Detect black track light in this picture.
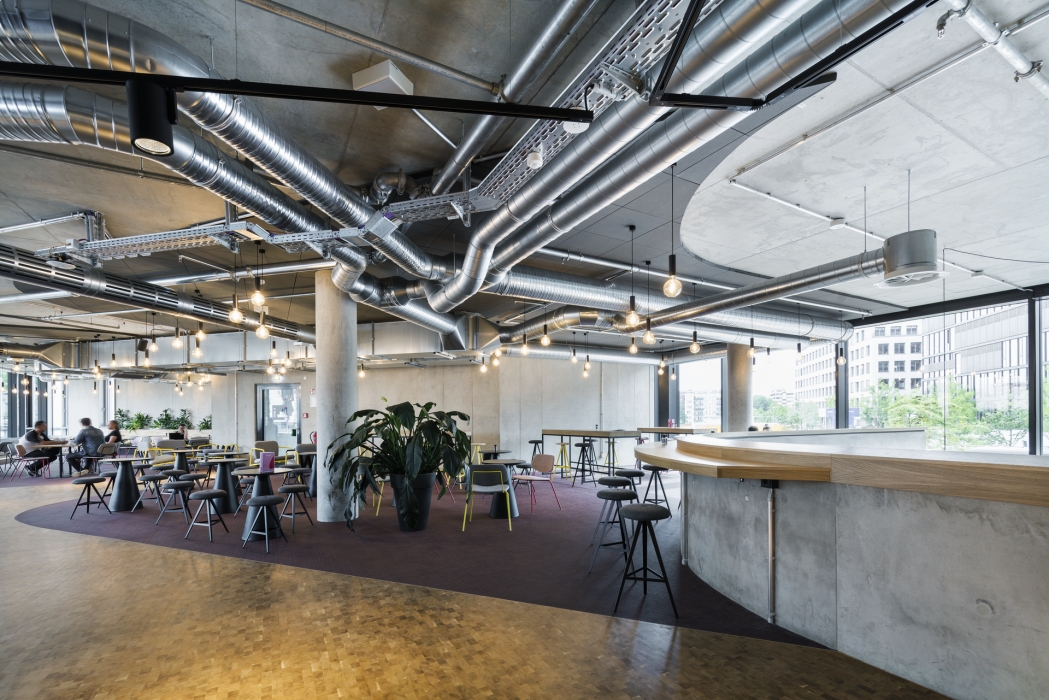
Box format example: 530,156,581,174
125,79,177,156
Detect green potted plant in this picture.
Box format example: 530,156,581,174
327,400,471,532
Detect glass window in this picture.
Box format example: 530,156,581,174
878,344,889,355
890,326,902,336
256,384,301,442
894,343,905,354
678,358,721,429
874,327,886,337
756,342,834,429
878,361,889,373
851,303,1028,452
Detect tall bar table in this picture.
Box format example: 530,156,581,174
99,457,141,511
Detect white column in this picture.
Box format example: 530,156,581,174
724,343,753,432
315,271,358,522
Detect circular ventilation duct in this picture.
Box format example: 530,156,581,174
877,229,946,288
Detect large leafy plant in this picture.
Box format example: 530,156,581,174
327,400,471,530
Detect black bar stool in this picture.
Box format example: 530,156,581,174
278,484,314,532
571,439,597,486
133,473,166,509
614,503,678,617
590,476,633,544
243,495,288,553
642,464,671,515
156,480,194,525
528,439,543,458
70,476,111,519
589,487,638,573
185,489,229,541
615,468,645,490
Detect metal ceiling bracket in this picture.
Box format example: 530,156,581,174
1015,60,1043,82
448,200,470,227
601,62,647,99
936,0,972,38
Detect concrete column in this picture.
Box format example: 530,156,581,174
724,343,753,432
315,271,358,522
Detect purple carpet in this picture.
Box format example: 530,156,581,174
14,473,818,647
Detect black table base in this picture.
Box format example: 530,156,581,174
211,463,243,514
107,463,141,511
241,473,282,541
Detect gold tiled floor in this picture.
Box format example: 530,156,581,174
0,485,944,699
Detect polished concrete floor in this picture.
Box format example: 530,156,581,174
0,483,945,699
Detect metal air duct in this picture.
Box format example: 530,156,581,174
426,0,811,311
0,243,314,342
0,82,322,232
430,0,601,194
500,343,664,366
489,0,922,276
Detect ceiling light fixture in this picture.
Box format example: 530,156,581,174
629,336,638,354
270,340,278,358
751,357,757,372
626,225,640,326
195,322,206,342
143,348,151,367
92,381,97,394
521,333,529,356
358,364,365,378
540,324,551,346
663,163,682,298
256,310,270,339
229,293,244,323
126,78,176,156
492,355,500,367
479,356,488,373
642,318,656,345
110,352,117,367
689,330,699,354
837,346,847,366
266,362,276,375
571,347,578,363
193,338,203,359
796,342,803,363
747,337,756,358
172,319,183,349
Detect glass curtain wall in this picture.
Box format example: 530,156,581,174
761,342,836,430
677,358,722,429
850,303,1029,451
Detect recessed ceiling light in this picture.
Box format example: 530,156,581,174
45,258,76,270
829,217,846,230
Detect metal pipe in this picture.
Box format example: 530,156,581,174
941,0,1049,99
429,0,601,194
0,242,313,343
0,82,323,233
237,0,500,95
411,110,458,149
500,343,664,365
487,264,854,341
768,485,776,624
370,170,423,205
426,0,811,311
0,143,189,186
488,0,919,291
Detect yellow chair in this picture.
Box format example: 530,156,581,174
462,467,512,532
251,440,287,466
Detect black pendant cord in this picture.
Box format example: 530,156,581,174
670,163,675,257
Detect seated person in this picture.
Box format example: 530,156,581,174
18,420,64,476
176,424,190,441
105,420,123,444
67,418,107,476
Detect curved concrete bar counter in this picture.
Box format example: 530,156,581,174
636,430,1049,700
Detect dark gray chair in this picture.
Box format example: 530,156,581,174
185,489,229,542
243,495,288,553
614,503,677,617
70,476,111,518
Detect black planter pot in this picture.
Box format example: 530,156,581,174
389,472,437,532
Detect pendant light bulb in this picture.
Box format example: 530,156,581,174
172,331,184,349
689,330,700,354
279,365,286,375
629,337,638,354
584,356,591,371
284,351,291,367
752,357,757,372
837,347,847,366
625,295,640,327
796,342,804,363
521,334,529,356
658,356,666,369
193,340,203,359
63,377,69,386
143,349,151,368
195,322,206,342
494,348,502,358
228,294,244,323
540,324,551,346
570,348,578,363
266,363,275,375
92,381,97,394
255,310,270,339
358,365,365,378
250,276,265,306
270,340,278,357
110,352,117,367
663,255,682,298
480,357,488,373
582,369,589,379
642,318,656,345
747,338,757,358
492,356,500,367
149,337,159,352
658,367,664,376
671,367,677,381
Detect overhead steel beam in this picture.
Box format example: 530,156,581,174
0,62,594,123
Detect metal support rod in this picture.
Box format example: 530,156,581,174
680,472,689,566
237,0,500,95
836,340,849,429
0,212,87,235
1028,297,1042,455
768,486,776,624
412,110,458,149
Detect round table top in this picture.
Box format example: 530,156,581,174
170,449,198,453
201,457,251,463
482,458,525,466
233,466,292,476
99,457,142,463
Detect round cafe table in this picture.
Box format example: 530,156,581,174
170,449,197,473
198,456,249,514
233,466,292,540
99,457,142,511
479,459,523,518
